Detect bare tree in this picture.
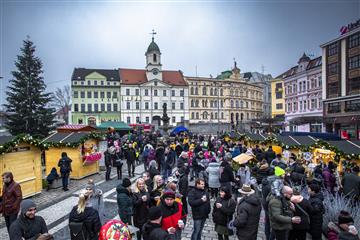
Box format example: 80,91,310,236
52,85,71,124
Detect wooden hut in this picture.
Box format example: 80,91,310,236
43,132,101,179
0,135,42,198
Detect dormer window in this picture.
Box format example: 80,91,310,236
153,54,157,62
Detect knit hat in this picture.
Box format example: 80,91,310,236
122,178,131,188
162,189,175,199
20,199,36,214
275,166,286,177
148,206,162,220
338,211,354,225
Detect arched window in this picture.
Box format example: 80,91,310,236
191,100,194,107
236,100,239,108
202,87,207,95
235,90,239,96
153,54,157,62
246,101,249,108
231,100,234,108
215,112,218,119
195,87,198,95
190,87,194,95
221,112,224,119
220,89,223,96
230,89,234,96
203,111,208,119
214,88,218,96
240,100,244,108
196,112,199,119
196,100,199,107
210,88,213,96
191,112,195,119
210,113,213,119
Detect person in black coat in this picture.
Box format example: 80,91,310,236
233,185,262,240
188,178,211,240
265,146,276,164
46,167,59,189
133,178,150,240
308,184,324,240
57,152,72,191
212,186,236,240
176,167,189,215
142,207,172,240
125,143,137,177
219,158,235,192
69,191,101,240
9,199,48,240
289,189,313,240
290,165,306,187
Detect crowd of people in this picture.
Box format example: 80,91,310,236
1,128,359,240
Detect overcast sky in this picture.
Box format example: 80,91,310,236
0,0,359,105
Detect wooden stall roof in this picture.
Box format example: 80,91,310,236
43,133,70,143
42,132,92,144
247,134,266,141
291,136,316,146
277,136,299,147
57,124,96,133
97,121,132,131
62,132,89,143
327,141,360,155
0,136,16,145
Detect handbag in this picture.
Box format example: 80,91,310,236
295,202,310,224
69,221,86,240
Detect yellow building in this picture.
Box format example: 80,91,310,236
271,78,285,118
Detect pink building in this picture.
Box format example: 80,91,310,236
279,53,323,132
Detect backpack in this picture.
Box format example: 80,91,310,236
69,221,87,240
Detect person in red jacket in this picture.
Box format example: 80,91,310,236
159,190,186,240
0,171,22,233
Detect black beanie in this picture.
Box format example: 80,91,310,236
338,211,354,225
148,206,162,221
122,178,131,188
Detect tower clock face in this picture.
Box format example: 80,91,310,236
152,68,159,75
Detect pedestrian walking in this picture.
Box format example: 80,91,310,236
0,171,22,233
308,184,325,240
57,152,72,191
125,144,136,177
206,160,221,199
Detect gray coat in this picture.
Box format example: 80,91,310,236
206,162,221,188
88,189,105,224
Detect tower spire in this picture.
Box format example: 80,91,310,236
150,29,157,41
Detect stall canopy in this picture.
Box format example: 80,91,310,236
57,124,96,133
43,132,89,144
277,136,298,147
171,126,188,136
291,136,316,146
247,133,266,141
97,121,132,131
327,141,360,155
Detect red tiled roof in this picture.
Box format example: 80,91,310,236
57,124,95,130
119,68,187,86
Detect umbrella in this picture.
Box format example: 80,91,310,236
233,153,254,164
170,126,188,136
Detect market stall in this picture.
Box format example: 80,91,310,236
43,132,102,179
0,135,43,198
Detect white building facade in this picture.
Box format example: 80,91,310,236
119,37,189,126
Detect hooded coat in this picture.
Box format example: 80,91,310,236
69,205,101,240
233,194,262,240
206,162,221,188
142,222,171,240
0,172,22,216
219,161,235,184
116,184,133,220
9,200,48,240
290,195,312,230
212,190,236,226
309,192,325,239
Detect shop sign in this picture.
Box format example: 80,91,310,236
340,19,360,35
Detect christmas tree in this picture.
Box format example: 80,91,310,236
5,37,55,138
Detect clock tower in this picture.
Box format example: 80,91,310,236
145,30,162,81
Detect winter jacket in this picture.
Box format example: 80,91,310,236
212,197,236,226
268,195,293,231
142,222,171,240
46,168,59,184
328,222,360,240
261,175,278,210
0,176,22,216
9,214,48,240
188,187,211,220
253,164,269,184
206,162,221,188
58,156,72,173
177,173,189,198
219,161,235,184
309,192,324,238
290,195,312,230
133,190,150,228
322,168,336,192
176,156,187,169
342,172,360,200
265,150,276,164
116,184,133,219
150,184,165,206
69,206,101,240
159,199,186,230
88,190,105,224
233,194,262,240
125,148,137,163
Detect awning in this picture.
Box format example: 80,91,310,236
97,121,132,131
327,141,360,155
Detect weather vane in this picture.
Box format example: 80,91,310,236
150,29,157,41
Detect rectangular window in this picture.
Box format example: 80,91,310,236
349,32,360,49
293,102,297,111
127,117,131,124
304,100,307,110
180,89,184,97
73,91,78,98
154,89,158,96
94,104,98,112
74,104,78,112
345,99,360,112
136,102,140,110
276,91,282,99
275,83,282,89
145,102,149,109
94,80,97,86
349,77,360,92
113,104,118,112
328,82,339,95
136,117,140,123
300,101,303,111
113,91,118,98
328,62,339,75
101,104,105,112
154,102,158,110
172,90,175,97
276,103,283,109
146,117,149,123
328,102,341,113
80,91,85,98
180,102,184,110
163,90,167,96
181,116,184,122
100,91,105,98
81,104,85,112
311,99,316,109
94,91,98,98
172,116,176,123
126,89,130,96
135,89,140,96
145,89,149,96
87,91,92,98
107,92,111,98
126,102,130,110
172,102,175,110
328,42,338,56
101,81,104,86
87,104,92,112
107,104,111,112
349,55,360,70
